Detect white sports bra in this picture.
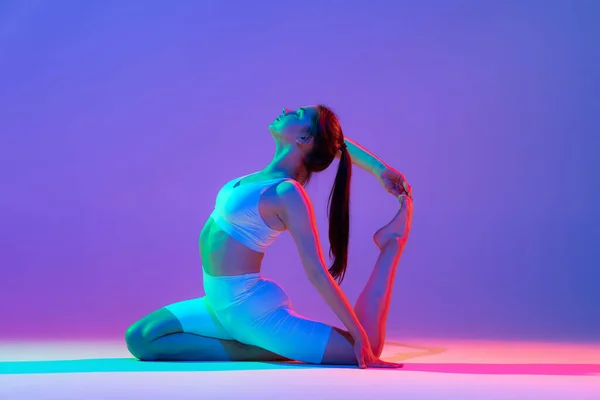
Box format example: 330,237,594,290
209,173,290,252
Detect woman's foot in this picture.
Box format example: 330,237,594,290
373,195,413,250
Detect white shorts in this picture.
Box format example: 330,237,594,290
164,268,332,364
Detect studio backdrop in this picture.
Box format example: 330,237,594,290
1,0,598,342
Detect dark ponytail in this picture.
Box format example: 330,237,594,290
327,146,352,284
302,105,353,285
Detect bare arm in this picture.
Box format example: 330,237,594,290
337,137,412,198
335,137,387,177
275,180,367,340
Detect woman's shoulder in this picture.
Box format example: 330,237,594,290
272,179,311,209
274,178,303,194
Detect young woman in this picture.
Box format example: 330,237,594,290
125,105,414,369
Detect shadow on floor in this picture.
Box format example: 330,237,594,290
0,358,317,374
401,363,600,376
384,340,447,361
1,341,597,376
1,358,597,376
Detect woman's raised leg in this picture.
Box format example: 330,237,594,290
320,195,413,364
354,195,413,356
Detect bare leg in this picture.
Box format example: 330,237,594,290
354,195,413,357
126,308,289,362
150,333,288,361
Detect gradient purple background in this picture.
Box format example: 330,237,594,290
1,0,598,342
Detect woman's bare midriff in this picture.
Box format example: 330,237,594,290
199,216,265,276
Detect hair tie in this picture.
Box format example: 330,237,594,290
340,142,347,150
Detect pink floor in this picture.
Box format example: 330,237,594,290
1,337,599,399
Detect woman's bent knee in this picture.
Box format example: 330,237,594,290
125,308,181,361
125,322,156,361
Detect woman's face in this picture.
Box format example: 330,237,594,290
269,106,318,140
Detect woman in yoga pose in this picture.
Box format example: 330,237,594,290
125,105,413,369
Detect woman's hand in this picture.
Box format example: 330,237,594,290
376,164,413,199
353,334,403,369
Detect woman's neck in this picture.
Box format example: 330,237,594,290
262,145,306,182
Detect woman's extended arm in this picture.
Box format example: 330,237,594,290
338,137,412,198
276,180,367,341
336,137,387,177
